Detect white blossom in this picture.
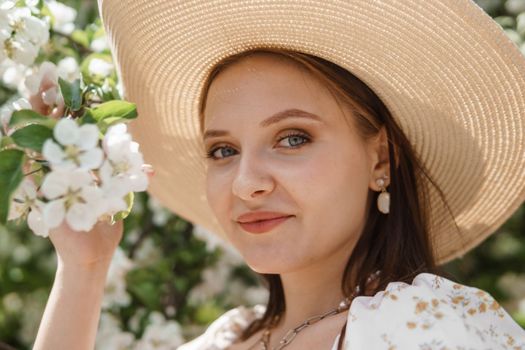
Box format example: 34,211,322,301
187,257,232,305
8,178,37,221
56,56,80,82
2,292,23,313
42,118,103,170
7,177,50,237
224,279,268,307
133,237,161,267
147,197,171,226
129,308,147,333
96,312,136,350
520,298,525,315
505,0,525,15
9,36,40,66
90,35,109,52
88,57,114,77
0,97,31,126
0,5,14,49
12,245,31,264
46,0,76,35
14,14,49,47
0,11,12,60
116,80,124,98
3,7,50,66
100,123,148,197
0,1,15,11
40,168,104,232
101,77,112,93
193,224,238,255
102,246,134,309
24,60,65,107
497,272,525,300
0,59,30,95
134,312,184,350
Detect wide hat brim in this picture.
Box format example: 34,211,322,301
97,0,525,265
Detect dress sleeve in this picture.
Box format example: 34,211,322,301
177,304,265,350
343,272,525,350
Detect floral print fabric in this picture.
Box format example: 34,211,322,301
177,273,525,350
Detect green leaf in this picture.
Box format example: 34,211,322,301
0,136,14,149
126,270,161,310
195,301,224,324
58,77,82,111
0,149,25,224
90,100,137,122
86,101,137,133
113,192,134,222
78,111,97,125
9,109,56,129
11,124,54,153
71,29,90,48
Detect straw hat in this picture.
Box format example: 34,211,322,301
96,0,525,265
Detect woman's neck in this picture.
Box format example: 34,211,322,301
277,240,354,333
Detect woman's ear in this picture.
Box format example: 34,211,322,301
367,126,395,190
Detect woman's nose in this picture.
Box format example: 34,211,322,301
231,153,274,201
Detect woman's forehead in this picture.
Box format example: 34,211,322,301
204,56,340,125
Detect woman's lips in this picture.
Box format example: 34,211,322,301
238,215,293,234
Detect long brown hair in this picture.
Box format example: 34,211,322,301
197,47,455,348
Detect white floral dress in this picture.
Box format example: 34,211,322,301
177,272,525,349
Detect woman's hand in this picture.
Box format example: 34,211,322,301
33,217,124,350
48,217,124,271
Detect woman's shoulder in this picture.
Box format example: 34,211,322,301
177,303,266,350
344,271,525,349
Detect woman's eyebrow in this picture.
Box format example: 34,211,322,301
202,108,322,141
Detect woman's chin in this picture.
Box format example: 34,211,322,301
226,230,305,273
246,262,281,274
242,253,302,275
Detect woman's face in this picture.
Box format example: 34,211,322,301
202,54,385,274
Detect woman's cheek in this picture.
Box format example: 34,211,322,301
205,171,229,220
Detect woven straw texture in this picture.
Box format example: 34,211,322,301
97,0,525,265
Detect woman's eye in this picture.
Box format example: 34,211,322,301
277,132,311,148
205,146,237,160
205,131,311,161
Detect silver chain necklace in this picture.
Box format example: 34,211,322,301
255,269,381,350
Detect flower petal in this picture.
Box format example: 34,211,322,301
27,207,49,237
12,98,31,110
21,178,37,199
42,139,65,164
103,196,127,215
81,185,103,203
103,124,130,154
42,87,58,106
54,118,79,145
67,169,94,190
43,199,65,229
78,147,103,170
76,124,100,150
99,159,113,183
8,201,26,221
41,169,68,199
129,141,139,153
66,203,97,232
101,176,129,198
129,172,148,192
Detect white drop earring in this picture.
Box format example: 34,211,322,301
376,174,390,214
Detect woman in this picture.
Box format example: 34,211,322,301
33,0,525,349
